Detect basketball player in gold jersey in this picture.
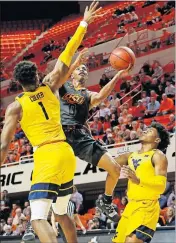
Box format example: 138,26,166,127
112,122,170,243
0,2,103,243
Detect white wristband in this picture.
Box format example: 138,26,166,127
80,21,88,28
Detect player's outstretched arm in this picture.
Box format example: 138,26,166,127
89,66,131,109
114,153,131,167
43,1,102,92
0,101,21,165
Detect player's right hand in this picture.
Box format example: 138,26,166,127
74,48,89,67
83,1,103,24
115,64,133,79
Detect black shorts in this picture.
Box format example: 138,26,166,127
63,127,107,166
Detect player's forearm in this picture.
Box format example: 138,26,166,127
139,175,166,195
59,21,88,67
95,74,119,104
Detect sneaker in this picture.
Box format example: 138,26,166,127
22,221,35,241
96,199,120,223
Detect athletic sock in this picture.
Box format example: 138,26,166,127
103,194,112,204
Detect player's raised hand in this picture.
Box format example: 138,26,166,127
83,1,103,24
114,64,133,80
74,48,89,67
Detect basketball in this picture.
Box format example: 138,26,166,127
109,46,136,70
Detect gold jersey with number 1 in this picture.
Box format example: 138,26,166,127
16,83,65,147
16,84,76,201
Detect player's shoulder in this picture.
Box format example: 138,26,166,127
152,149,167,162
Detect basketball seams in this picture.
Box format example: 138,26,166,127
111,52,130,64
117,47,133,64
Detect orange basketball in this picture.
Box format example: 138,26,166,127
109,46,135,70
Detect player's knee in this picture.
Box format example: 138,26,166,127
109,162,120,178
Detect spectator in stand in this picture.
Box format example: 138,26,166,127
123,129,131,141
113,196,128,215
152,8,161,22
155,3,163,15
150,78,159,94
130,131,138,141
141,91,150,107
150,90,158,101
98,103,111,118
26,145,33,156
120,109,129,123
102,115,111,131
90,217,105,230
120,79,131,94
1,190,10,207
7,154,16,164
99,74,110,89
131,121,138,131
161,2,173,15
3,225,13,236
131,40,141,56
126,114,133,130
11,203,20,218
145,97,160,118
131,11,138,21
70,186,83,213
110,113,118,128
133,100,146,119
20,145,27,157
140,62,154,76
117,25,127,34
90,117,103,136
3,217,13,229
157,94,174,115
12,208,26,226
23,201,30,216
94,207,106,226
165,207,175,226
152,60,163,78
160,28,172,46
146,12,155,25
112,8,123,18
166,114,175,133
140,72,153,95
114,131,124,144
138,120,147,131
102,128,112,143
0,198,10,222
165,81,175,98
109,91,120,108
167,185,175,208
13,224,24,236
137,128,143,137
158,84,165,101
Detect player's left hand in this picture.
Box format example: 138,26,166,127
121,165,140,184
74,48,89,67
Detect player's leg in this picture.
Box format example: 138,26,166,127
52,141,77,243
69,130,120,222
30,199,57,243
98,152,120,197
52,194,78,243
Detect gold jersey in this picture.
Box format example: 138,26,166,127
16,84,65,147
127,150,160,200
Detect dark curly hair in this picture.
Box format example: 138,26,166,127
13,61,38,87
150,122,170,153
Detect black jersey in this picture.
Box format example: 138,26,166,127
59,81,91,125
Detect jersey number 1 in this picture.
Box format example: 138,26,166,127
38,102,49,120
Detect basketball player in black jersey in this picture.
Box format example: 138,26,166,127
59,58,131,222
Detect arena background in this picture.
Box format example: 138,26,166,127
0,0,175,242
